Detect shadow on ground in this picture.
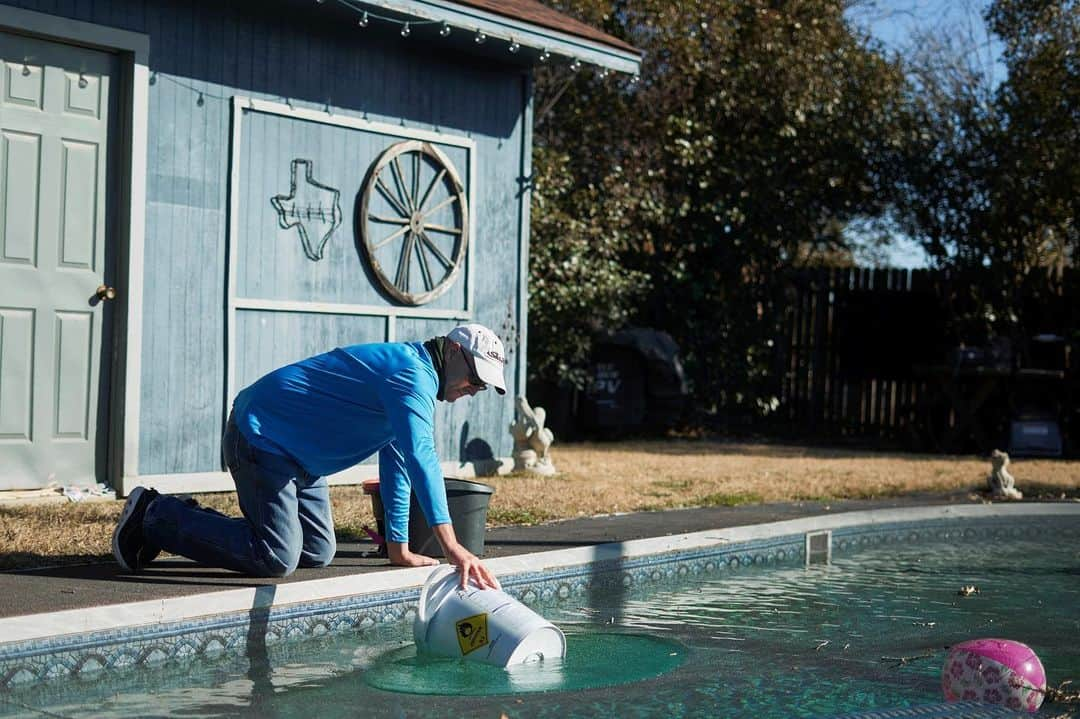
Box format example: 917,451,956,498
565,438,997,462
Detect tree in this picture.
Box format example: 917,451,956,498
528,146,650,389
988,0,1079,274
891,0,1078,344
529,1,910,418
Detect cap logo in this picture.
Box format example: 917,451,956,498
486,350,506,365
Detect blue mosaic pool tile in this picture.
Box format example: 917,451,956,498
829,517,1079,556
0,590,420,687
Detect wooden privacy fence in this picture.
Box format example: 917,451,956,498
774,268,932,445
770,267,1077,452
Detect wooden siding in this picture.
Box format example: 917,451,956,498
4,0,529,476
233,312,387,392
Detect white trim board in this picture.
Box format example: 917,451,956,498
1,503,1075,644
0,6,150,500
136,458,514,495
513,72,532,393
234,297,472,320
224,96,478,437
237,97,477,149
0,6,149,55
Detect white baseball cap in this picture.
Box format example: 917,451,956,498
447,324,507,395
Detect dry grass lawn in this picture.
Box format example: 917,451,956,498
2,440,1078,570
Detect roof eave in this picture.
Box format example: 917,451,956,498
361,0,642,75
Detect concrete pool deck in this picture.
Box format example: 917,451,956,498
0,491,1023,620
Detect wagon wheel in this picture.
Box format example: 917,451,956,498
358,141,468,305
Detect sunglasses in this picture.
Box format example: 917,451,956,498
462,352,487,390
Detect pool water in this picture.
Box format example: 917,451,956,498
2,523,1078,718
364,633,685,695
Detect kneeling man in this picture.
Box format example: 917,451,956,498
113,324,505,589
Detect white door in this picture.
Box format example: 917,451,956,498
0,31,119,489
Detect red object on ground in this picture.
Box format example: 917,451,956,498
360,479,386,547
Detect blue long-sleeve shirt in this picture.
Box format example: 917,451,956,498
231,341,449,542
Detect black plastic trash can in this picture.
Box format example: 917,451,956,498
363,478,495,557
581,328,688,437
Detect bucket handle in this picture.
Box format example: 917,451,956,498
416,564,458,625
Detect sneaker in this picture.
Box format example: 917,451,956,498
112,487,160,572
136,537,162,568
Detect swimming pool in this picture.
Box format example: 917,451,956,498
1,509,1077,718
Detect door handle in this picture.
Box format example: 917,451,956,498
95,285,117,301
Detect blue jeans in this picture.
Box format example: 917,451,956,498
143,416,336,576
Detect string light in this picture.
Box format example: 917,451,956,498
317,0,639,83
147,72,229,106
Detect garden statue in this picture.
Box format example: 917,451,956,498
509,396,557,475
988,449,1022,499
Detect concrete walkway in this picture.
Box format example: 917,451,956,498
0,493,981,620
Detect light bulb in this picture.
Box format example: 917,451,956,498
439,22,451,37
401,22,410,37
358,11,369,27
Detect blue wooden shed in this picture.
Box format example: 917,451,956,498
0,1,640,495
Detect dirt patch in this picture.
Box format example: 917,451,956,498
2,440,1077,570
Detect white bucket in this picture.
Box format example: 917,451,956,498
413,565,566,668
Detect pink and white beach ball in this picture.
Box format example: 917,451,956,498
942,638,1046,712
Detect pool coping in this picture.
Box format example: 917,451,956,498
2,502,1076,649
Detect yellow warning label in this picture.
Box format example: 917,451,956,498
455,613,489,655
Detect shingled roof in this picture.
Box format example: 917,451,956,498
449,0,639,55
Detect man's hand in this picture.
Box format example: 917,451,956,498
432,523,501,590
386,541,439,568
444,543,501,590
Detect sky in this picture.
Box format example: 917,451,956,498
847,0,997,62
843,0,1002,268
